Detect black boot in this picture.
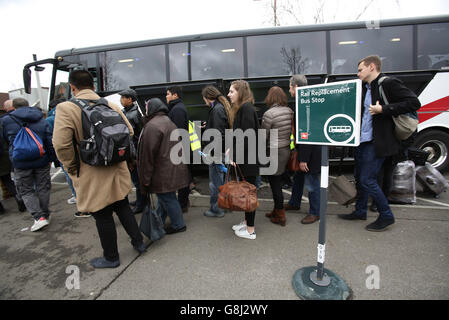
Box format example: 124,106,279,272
0,201,5,214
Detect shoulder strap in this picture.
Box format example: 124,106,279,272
8,114,24,127
377,76,389,105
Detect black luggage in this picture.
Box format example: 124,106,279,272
388,160,416,204
415,163,449,197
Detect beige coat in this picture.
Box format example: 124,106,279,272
52,89,134,213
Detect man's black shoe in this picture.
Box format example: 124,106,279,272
366,217,395,232
133,242,147,254
90,257,120,269
132,207,144,215
338,212,367,220
164,225,187,235
0,202,5,214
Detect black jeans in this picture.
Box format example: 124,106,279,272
91,197,143,262
244,176,257,227
177,164,192,208
268,175,284,209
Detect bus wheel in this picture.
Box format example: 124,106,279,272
413,130,449,172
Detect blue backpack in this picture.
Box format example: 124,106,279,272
10,115,46,161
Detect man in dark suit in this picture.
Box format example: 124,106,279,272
338,55,421,232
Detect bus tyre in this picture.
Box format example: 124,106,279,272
413,130,449,172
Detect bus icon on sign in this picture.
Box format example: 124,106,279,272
328,125,352,133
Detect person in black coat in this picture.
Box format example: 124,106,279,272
166,86,191,212
227,80,259,240
338,55,421,232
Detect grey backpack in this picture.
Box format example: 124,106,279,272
71,98,136,167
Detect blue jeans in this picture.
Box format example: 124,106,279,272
156,192,185,230
209,164,225,214
131,167,148,209
355,142,394,219
304,173,320,216
60,163,76,198
289,171,320,216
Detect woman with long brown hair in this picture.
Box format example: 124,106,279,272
227,80,259,240
262,86,293,226
201,85,231,218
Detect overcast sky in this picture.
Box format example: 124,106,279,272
1,0,448,93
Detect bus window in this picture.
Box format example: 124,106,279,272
191,37,243,80
53,69,69,101
247,31,327,77
330,26,413,73
418,22,449,70
100,45,166,91
169,42,189,82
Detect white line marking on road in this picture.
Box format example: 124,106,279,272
415,197,449,207
50,168,62,181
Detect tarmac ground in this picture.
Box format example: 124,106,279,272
0,166,448,301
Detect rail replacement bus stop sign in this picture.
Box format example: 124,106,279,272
292,79,361,300
295,79,362,146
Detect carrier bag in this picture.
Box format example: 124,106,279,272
329,175,357,206
415,162,449,197
71,98,136,166
10,115,46,162
139,194,165,242
388,160,416,204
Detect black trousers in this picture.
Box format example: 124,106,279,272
91,197,143,262
177,164,192,208
268,175,284,209
244,176,257,227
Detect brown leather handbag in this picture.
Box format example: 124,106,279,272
288,119,301,172
218,164,259,212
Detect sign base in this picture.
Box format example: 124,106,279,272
292,266,352,300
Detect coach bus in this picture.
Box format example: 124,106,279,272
23,14,449,171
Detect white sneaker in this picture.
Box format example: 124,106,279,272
235,227,256,240
31,217,49,232
67,196,77,205
232,221,246,231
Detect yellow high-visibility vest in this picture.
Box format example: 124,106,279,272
189,121,201,151
290,133,295,150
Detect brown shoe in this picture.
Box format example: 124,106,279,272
301,214,319,224
270,209,286,226
284,204,300,211
265,208,275,218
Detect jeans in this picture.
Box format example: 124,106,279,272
288,171,305,208
304,173,320,216
60,163,76,198
14,165,51,220
209,164,225,214
157,192,186,230
355,142,394,219
130,167,148,209
91,197,143,262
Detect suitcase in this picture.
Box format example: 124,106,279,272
388,160,416,204
329,175,357,206
415,162,449,197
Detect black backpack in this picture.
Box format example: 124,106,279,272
71,98,136,167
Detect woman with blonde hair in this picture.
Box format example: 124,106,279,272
227,80,260,240
202,85,231,218
261,86,293,226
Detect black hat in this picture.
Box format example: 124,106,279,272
118,89,137,101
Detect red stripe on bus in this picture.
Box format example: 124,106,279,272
417,95,449,123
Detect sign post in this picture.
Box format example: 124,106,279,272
292,79,361,300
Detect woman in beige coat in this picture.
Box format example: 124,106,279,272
261,86,294,226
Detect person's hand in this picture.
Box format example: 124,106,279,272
369,101,383,115
200,121,206,129
299,162,309,172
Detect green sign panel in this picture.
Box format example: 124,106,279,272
296,79,362,146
